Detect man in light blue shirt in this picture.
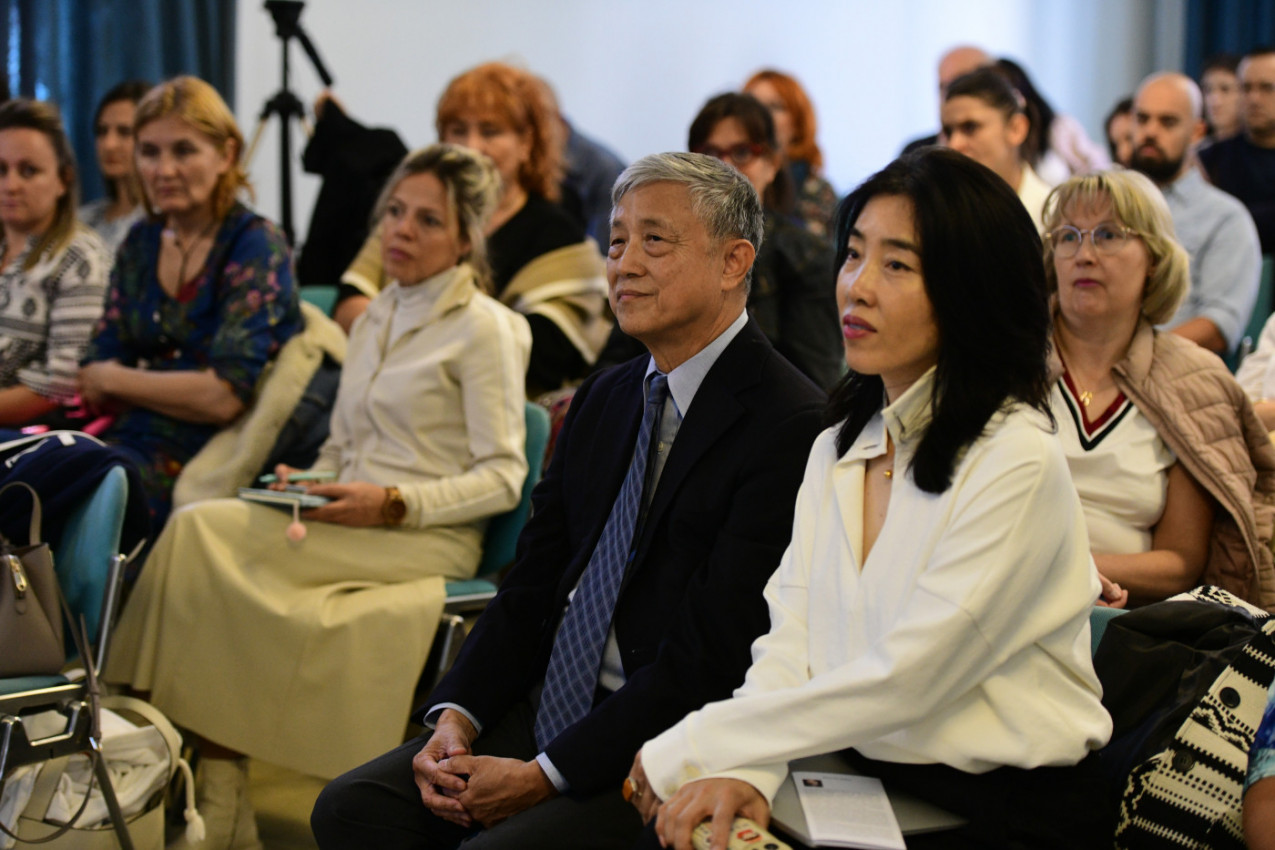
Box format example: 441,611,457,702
312,153,826,850
1131,72,1261,355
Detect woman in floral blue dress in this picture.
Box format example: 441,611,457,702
80,76,300,529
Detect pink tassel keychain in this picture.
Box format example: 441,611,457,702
287,500,307,542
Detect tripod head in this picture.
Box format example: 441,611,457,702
264,0,304,40
263,0,334,87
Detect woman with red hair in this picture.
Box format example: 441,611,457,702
744,69,839,239
337,62,610,397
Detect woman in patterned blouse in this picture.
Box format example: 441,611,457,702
0,98,110,425
80,76,301,528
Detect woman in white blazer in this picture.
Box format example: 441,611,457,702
624,149,1113,850
105,144,531,850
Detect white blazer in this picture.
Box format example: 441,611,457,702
312,263,531,529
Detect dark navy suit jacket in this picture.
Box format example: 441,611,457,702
423,319,826,794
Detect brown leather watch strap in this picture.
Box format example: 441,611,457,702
381,486,407,526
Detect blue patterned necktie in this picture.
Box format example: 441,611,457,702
534,372,669,750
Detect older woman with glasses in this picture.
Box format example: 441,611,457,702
1044,168,1275,609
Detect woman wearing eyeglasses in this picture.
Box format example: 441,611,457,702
1045,168,1275,609
687,92,841,389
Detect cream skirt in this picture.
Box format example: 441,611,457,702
105,498,480,779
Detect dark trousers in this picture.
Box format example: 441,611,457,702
631,750,1112,850
311,698,643,850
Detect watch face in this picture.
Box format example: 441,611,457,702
384,489,407,523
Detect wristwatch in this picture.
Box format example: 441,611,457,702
381,486,407,527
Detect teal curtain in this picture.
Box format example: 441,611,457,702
0,0,235,203
1184,0,1275,78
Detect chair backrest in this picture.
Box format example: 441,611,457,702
55,465,128,656
300,285,340,316
1089,605,1128,657
1230,254,1274,370
477,403,551,578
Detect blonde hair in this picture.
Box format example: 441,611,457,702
1042,169,1189,324
134,76,250,220
0,99,78,269
371,144,502,291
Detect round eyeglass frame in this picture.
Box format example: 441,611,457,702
1047,223,1142,259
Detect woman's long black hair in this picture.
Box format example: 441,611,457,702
825,147,1052,494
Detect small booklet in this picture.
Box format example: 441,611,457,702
791,772,906,850
237,487,331,510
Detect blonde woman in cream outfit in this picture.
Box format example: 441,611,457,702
106,144,531,850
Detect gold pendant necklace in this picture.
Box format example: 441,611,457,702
1056,344,1096,407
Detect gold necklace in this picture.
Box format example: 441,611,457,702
1056,344,1097,407
1074,382,1094,408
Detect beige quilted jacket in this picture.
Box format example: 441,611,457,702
1112,320,1275,611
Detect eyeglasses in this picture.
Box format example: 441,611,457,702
693,143,767,167
1047,223,1140,259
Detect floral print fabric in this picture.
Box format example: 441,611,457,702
84,203,301,527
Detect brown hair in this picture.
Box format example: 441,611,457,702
134,75,250,220
0,98,78,269
434,62,562,201
93,79,150,203
744,69,823,171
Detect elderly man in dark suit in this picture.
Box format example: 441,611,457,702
311,152,827,850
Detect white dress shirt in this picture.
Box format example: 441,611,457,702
642,369,1112,802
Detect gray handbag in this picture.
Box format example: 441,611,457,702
0,480,65,676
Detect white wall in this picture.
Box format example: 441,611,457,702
235,0,1176,248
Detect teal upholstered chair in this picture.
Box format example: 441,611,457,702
0,466,139,847
1090,604,1128,656
422,403,552,691
299,284,340,317
1230,254,1274,371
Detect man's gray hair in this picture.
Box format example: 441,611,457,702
611,152,765,263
